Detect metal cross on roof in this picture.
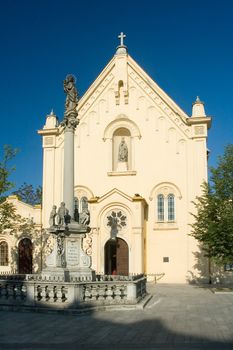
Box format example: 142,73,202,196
118,32,126,46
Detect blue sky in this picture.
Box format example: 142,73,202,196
0,0,232,190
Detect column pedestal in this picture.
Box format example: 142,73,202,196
42,222,95,282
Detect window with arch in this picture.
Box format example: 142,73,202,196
113,127,131,171
157,194,164,221
156,193,176,222
168,194,175,221
151,183,181,228
0,241,9,266
81,196,88,211
74,196,88,213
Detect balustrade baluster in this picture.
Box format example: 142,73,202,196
106,285,113,301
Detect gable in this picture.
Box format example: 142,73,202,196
77,52,191,140
95,188,133,204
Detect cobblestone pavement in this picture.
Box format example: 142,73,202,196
0,284,233,350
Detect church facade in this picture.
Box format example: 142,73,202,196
38,37,211,283
0,35,212,283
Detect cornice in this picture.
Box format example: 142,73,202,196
187,116,212,129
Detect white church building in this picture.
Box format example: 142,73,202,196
1,34,212,283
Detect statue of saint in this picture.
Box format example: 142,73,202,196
80,209,90,226
49,205,57,227
64,209,71,225
63,75,79,114
118,137,128,162
57,202,66,226
74,207,79,223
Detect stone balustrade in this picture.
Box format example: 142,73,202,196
0,274,146,309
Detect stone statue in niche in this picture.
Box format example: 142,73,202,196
63,74,79,114
118,137,128,162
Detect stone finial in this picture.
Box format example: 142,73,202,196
43,109,58,129
191,96,206,117
116,32,128,55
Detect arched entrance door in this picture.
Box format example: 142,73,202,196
18,238,32,274
104,238,129,276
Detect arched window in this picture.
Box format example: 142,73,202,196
156,193,176,222
157,194,165,222
113,127,131,171
0,241,9,266
151,183,181,226
168,194,175,221
81,196,88,212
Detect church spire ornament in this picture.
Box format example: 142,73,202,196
116,32,128,55
191,95,206,117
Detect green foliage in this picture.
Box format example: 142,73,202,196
0,201,34,234
191,144,233,265
13,183,42,206
0,145,18,202
211,144,233,200
0,145,35,235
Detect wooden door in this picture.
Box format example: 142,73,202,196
18,238,32,274
104,239,116,275
104,238,129,276
116,238,128,276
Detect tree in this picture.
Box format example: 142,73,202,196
0,145,18,202
0,201,34,235
0,145,35,235
191,144,233,266
13,183,42,205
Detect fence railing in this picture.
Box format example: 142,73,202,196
0,273,147,309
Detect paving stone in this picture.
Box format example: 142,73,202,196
0,284,233,349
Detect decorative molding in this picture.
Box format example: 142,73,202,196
107,170,137,177
78,73,114,117
153,222,179,231
128,67,191,139
149,182,182,201
83,231,93,256
74,186,94,199
103,116,141,141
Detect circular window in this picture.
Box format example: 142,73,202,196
105,209,128,233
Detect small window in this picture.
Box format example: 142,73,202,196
156,193,176,223
0,241,8,266
81,196,88,212
157,194,164,221
168,194,175,221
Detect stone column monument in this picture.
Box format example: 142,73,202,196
62,75,79,217
42,75,95,282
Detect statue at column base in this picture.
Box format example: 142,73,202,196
43,202,94,282
48,202,90,233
